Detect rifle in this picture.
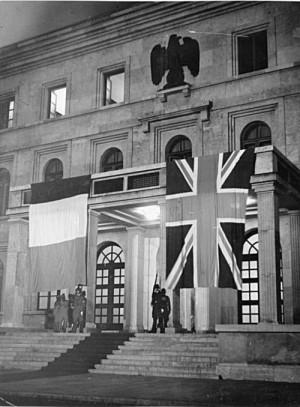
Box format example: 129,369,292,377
152,273,158,293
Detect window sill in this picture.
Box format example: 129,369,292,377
99,101,126,110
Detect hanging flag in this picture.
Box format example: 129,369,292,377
165,149,255,291
29,175,91,292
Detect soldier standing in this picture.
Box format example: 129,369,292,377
71,289,87,333
158,288,171,333
53,294,62,332
149,284,161,333
60,293,69,332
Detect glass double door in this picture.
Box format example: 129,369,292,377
95,243,125,330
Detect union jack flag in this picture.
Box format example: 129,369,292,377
165,149,255,290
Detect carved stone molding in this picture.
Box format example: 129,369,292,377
91,132,128,174
228,103,278,151
33,143,69,183
156,84,191,103
0,154,14,165
140,103,213,134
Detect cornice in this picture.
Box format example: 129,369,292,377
0,1,258,78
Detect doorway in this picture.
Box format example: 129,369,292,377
95,242,125,330
239,230,284,324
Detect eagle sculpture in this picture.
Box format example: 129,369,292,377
150,34,200,89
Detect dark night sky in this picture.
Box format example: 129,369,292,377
0,1,138,48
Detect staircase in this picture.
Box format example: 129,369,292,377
0,330,89,370
41,331,134,375
89,333,219,379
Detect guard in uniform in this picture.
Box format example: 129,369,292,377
158,288,171,333
149,284,161,333
71,289,87,333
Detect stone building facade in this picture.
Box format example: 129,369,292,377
0,1,300,335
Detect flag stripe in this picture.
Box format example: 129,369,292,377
218,224,242,289
175,158,197,193
166,223,195,290
30,237,86,292
29,194,88,247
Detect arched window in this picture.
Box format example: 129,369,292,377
44,159,63,182
166,136,192,162
95,242,125,330
101,148,123,172
0,260,3,311
239,230,284,324
0,168,10,216
241,121,271,149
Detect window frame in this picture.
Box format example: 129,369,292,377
44,158,64,182
0,92,15,130
100,148,124,172
41,78,70,121
238,30,268,75
165,135,192,162
97,61,129,108
241,121,272,149
232,21,275,77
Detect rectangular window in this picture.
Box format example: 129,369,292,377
97,62,128,108
48,86,66,118
238,30,268,74
104,70,124,106
0,97,14,129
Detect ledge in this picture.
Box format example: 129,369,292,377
216,324,300,333
156,84,191,103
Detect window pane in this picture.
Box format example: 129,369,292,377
238,31,267,74
0,98,14,129
105,71,124,105
242,305,250,314
242,315,250,323
251,305,259,314
250,282,258,291
49,86,66,118
39,297,48,309
242,269,249,279
250,292,258,301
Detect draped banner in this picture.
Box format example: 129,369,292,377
165,149,255,291
29,175,91,292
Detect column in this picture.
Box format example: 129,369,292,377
158,201,166,285
252,181,281,324
2,217,29,327
180,288,194,330
289,210,300,323
125,227,145,332
85,209,98,329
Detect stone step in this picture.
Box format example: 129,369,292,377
0,331,93,371
13,354,58,362
0,345,75,352
119,343,219,351
2,360,49,370
131,334,218,342
107,353,218,363
101,358,217,368
114,348,218,356
40,332,134,375
134,332,218,340
90,365,218,379
4,332,90,337
0,337,86,344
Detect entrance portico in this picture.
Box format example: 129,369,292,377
2,147,300,332
251,146,300,326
